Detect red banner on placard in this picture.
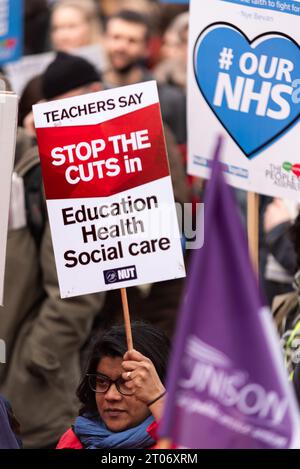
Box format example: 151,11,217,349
36,104,170,200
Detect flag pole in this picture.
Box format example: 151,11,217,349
247,191,259,275
120,288,133,350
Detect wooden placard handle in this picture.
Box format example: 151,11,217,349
120,288,133,351
247,191,259,275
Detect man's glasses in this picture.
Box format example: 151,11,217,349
87,373,134,396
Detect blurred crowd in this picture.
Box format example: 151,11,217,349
1,0,300,450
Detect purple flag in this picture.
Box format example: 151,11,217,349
160,138,300,449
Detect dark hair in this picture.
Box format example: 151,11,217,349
24,0,50,55
105,9,151,42
42,52,101,100
18,75,43,126
290,213,300,270
77,321,170,416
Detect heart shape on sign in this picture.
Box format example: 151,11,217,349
194,23,300,159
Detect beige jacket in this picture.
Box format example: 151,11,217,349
0,129,104,448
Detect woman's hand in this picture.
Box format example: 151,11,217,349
264,198,291,233
121,349,166,421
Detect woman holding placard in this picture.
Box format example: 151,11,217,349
57,322,169,449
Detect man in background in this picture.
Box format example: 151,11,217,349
103,9,187,146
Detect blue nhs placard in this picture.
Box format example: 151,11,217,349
0,0,23,65
160,1,189,4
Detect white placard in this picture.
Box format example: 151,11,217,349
4,44,107,96
188,0,300,200
0,92,18,304
33,81,185,298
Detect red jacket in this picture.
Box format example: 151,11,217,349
56,421,158,450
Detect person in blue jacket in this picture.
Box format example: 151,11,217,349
0,395,22,449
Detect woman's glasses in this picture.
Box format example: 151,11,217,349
87,373,134,396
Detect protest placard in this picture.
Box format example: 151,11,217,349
3,44,107,96
0,0,22,66
0,91,18,304
188,0,300,201
33,81,185,298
